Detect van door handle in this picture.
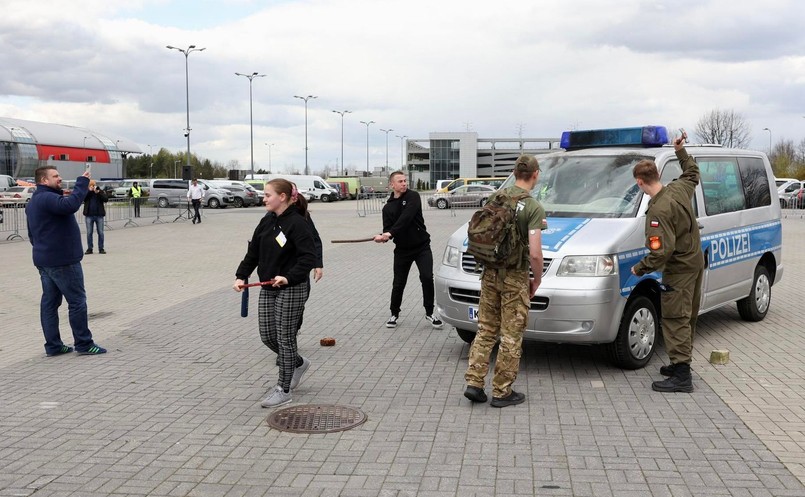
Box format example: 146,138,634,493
698,223,704,230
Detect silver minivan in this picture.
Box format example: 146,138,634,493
149,179,234,209
435,126,783,369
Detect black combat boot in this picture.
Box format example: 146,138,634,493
652,363,694,393
659,363,677,377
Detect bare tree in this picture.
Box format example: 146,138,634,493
694,109,751,148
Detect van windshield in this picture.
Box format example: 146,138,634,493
499,153,650,218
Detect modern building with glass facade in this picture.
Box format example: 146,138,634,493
404,132,560,187
0,117,141,180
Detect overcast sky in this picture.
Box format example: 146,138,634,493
2,0,803,174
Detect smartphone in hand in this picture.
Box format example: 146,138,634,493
84,163,92,174
678,128,688,143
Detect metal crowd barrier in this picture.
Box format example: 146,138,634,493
355,192,389,217
0,197,179,243
0,201,26,241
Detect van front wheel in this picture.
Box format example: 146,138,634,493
737,265,771,322
321,194,330,203
608,295,657,370
456,328,476,344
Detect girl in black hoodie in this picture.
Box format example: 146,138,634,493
234,179,316,408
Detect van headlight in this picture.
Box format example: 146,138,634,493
442,246,460,267
556,255,616,276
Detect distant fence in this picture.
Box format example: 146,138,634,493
355,191,488,217
0,198,205,242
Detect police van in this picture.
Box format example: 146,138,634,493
435,126,783,369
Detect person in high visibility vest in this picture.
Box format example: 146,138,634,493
130,181,143,218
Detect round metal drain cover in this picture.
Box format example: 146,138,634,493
267,404,367,433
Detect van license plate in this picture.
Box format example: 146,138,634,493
468,306,479,322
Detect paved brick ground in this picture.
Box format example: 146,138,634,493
1,201,804,496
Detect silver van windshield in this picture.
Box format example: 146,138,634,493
500,153,650,218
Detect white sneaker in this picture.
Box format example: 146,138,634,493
261,385,292,408
290,357,310,390
386,315,398,328
426,314,444,329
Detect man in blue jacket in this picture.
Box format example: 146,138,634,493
27,166,107,356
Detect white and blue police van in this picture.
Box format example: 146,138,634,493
435,126,783,369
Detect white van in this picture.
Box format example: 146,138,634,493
435,126,783,369
0,174,16,192
247,174,338,202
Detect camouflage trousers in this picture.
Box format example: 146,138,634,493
464,268,530,398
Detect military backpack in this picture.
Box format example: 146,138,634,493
466,189,530,269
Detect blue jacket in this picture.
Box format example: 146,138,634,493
27,176,89,267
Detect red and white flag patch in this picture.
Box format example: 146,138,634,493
650,219,659,228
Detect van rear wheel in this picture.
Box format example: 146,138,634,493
456,329,476,344
608,295,657,369
737,265,770,321
158,197,169,208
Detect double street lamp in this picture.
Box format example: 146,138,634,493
395,134,408,169
265,143,274,171
360,120,375,173
332,110,351,176
235,72,266,179
166,44,206,170
379,128,393,170
294,95,317,175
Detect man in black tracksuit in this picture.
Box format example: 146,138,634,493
374,171,443,330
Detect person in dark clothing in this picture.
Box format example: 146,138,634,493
373,171,443,329
631,131,704,393
83,180,108,254
27,166,107,356
233,179,317,408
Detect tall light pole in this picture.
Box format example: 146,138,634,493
166,44,206,169
265,143,274,172
148,144,153,178
763,127,772,154
332,110,351,176
360,120,374,173
395,134,407,169
293,95,317,175
235,72,266,180
379,128,393,170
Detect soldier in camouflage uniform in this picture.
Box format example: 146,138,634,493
631,132,704,393
464,155,546,408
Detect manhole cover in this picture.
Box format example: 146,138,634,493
267,404,367,433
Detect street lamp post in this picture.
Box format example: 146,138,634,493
235,72,265,180
148,144,153,178
332,110,351,176
265,143,274,172
166,44,206,170
395,135,407,169
359,120,375,173
763,127,772,154
379,128,393,171
174,160,181,178
293,95,317,175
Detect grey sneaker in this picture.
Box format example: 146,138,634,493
261,385,292,408
426,314,443,329
386,315,398,328
290,357,310,390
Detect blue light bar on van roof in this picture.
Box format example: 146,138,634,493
560,126,669,150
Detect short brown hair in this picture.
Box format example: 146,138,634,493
388,170,405,182
35,166,56,184
513,155,539,180
632,160,660,184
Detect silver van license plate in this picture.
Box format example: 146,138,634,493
468,306,479,321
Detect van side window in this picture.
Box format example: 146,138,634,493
738,157,771,208
699,158,745,215
314,181,324,189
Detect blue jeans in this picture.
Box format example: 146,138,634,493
85,216,104,250
37,263,95,354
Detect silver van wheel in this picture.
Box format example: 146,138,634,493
737,265,771,322
321,194,330,203
158,197,169,208
609,295,656,369
456,329,476,344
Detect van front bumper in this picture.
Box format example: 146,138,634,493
435,270,626,345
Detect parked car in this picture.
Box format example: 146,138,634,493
778,180,805,208
221,185,259,207
113,179,150,198
427,184,496,209
0,186,36,203
788,188,805,209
